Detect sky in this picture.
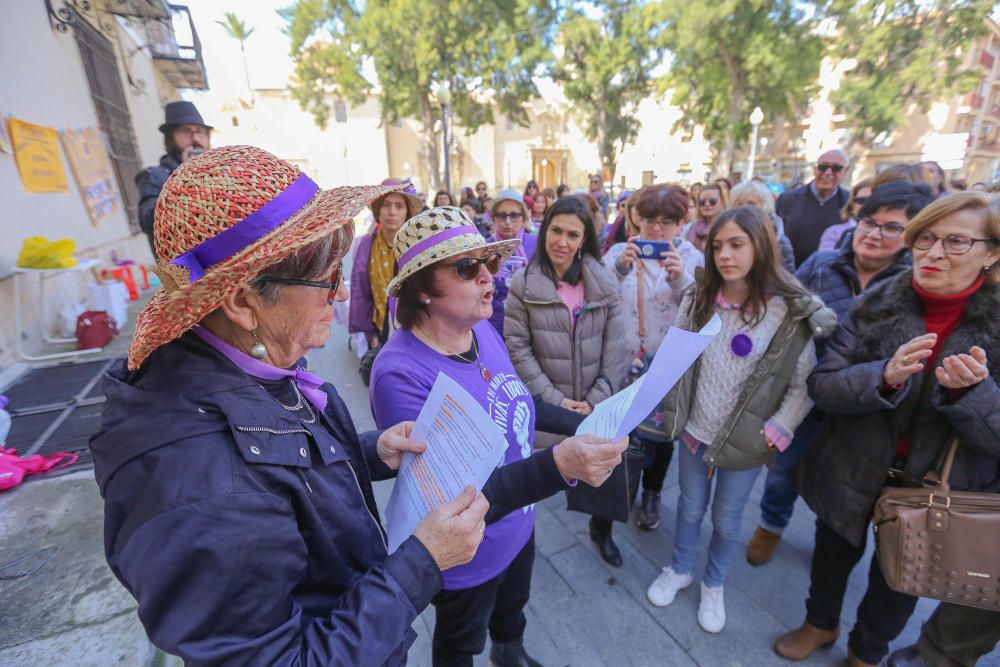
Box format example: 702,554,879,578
181,1,298,111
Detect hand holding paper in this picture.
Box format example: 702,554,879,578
576,315,722,440
385,372,508,553
552,434,630,487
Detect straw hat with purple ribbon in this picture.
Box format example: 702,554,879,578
386,206,521,297
127,144,405,370
371,178,425,221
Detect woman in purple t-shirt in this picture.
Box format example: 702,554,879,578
370,206,628,667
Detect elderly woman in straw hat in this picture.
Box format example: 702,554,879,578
369,206,629,667
90,146,491,666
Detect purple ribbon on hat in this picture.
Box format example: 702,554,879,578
192,326,329,412
398,225,480,269
170,173,319,283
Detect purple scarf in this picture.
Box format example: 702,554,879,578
193,326,329,412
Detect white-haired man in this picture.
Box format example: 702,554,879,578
776,148,851,265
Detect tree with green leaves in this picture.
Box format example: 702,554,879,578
659,0,823,177
216,12,256,101
828,0,993,150
281,0,555,191
551,1,666,182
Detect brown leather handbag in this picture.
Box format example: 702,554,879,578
873,439,1000,611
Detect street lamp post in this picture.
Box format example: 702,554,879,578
748,106,764,180
435,84,452,194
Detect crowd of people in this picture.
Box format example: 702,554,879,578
112,107,998,667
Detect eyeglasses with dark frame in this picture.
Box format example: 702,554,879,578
446,253,503,281
816,163,845,174
494,212,523,222
857,217,905,239
912,231,998,255
641,216,681,228
253,266,342,304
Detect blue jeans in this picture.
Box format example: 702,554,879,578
758,410,822,534
671,442,762,588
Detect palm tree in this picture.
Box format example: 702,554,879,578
216,12,255,101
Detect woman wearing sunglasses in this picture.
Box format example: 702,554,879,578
369,206,629,667
486,190,537,333
779,191,1000,666
817,178,873,252
505,196,629,565
684,184,727,253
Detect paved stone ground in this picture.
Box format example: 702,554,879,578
1,321,997,666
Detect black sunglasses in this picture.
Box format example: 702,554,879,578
447,253,502,280
253,267,342,304
699,198,719,207
494,212,523,222
817,163,845,173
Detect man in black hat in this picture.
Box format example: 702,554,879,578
136,101,212,254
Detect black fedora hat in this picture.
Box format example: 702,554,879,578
158,101,213,134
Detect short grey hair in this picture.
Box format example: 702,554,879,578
818,148,849,164
729,181,775,216
251,226,347,302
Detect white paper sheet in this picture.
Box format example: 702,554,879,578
385,372,508,553
576,314,722,440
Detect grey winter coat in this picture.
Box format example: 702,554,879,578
504,255,628,407
661,288,838,470
800,271,1000,547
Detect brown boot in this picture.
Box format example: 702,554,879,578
746,526,781,566
774,622,840,661
847,648,877,667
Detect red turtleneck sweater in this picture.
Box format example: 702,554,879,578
895,276,983,457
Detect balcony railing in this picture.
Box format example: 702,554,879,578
145,4,208,89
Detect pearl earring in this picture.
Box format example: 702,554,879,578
249,328,267,360
423,298,432,305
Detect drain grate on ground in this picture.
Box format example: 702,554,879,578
3,359,117,476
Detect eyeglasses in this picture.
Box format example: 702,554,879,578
642,217,680,228
857,217,905,238
853,196,868,206
912,231,997,255
494,212,523,222
699,198,719,207
816,163,845,174
447,253,502,280
253,267,342,304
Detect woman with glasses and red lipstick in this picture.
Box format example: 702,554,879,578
685,184,728,253
369,206,629,667
504,196,629,566
778,191,1000,667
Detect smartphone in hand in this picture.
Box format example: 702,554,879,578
635,239,671,260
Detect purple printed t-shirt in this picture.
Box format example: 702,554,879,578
369,320,536,590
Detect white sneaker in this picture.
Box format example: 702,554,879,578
646,567,693,607
697,583,726,633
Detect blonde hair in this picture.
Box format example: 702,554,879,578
904,191,1000,283
729,181,775,216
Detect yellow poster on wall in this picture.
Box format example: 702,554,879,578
60,127,121,227
10,117,69,193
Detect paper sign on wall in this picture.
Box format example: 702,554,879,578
10,117,69,193
61,127,121,226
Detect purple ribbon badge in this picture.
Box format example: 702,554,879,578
731,333,753,358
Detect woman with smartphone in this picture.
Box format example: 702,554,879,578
604,184,704,531
646,205,836,634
